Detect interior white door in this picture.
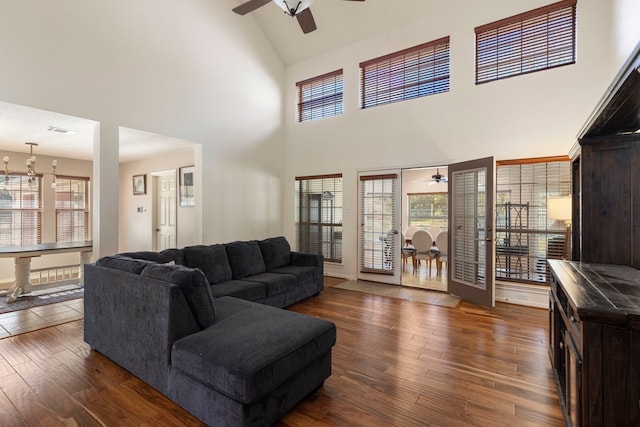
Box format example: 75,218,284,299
357,171,402,285
155,173,177,251
447,157,495,307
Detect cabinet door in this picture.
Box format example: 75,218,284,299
564,330,581,427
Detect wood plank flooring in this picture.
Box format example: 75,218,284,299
0,277,563,426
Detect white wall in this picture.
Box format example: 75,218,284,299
119,148,197,252
0,0,286,256
282,0,625,279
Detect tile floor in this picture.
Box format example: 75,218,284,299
0,298,83,339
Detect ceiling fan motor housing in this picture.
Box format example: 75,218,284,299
274,0,312,16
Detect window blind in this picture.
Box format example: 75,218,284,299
475,0,577,84
55,177,90,242
495,157,570,284
0,175,42,246
295,174,343,262
296,69,343,122
360,36,450,109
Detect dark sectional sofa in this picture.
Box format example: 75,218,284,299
83,236,336,427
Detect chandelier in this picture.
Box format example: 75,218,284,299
3,142,58,188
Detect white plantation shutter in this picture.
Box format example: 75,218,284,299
475,0,576,84
360,37,450,109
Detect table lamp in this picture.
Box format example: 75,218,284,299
548,196,572,260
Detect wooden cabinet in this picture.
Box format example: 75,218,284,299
548,260,640,426
554,41,640,427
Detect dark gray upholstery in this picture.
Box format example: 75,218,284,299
141,263,216,329
209,280,266,302
84,237,332,427
225,240,267,279
172,297,336,403
183,244,233,284
258,236,291,270
118,248,184,265
96,255,154,274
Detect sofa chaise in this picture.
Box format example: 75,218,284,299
83,236,336,427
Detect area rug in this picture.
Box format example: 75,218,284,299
0,284,84,314
334,280,461,308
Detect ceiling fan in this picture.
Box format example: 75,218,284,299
430,168,448,184
232,0,365,34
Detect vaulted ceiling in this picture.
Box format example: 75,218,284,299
235,0,469,65
0,0,474,162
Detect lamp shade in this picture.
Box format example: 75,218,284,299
273,0,314,16
548,196,572,221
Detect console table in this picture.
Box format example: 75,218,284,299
0,241,93,303
548,259,640,426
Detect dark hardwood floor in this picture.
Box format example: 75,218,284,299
0,277,563,426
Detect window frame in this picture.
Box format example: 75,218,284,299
475,0,577,84
296,69,344,122
295,173,343,263
54,176,90,243
360,36,450,109
0,174,42,246
407,192,448,230
495,156,571,285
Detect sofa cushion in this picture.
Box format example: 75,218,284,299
117,249,184,265
96,255,154,274
141,263,216,329
183,244,232,285
243,272,297,297
270,265,320,286
225,241,267,279
258,237,291,270
209,280,266,303
171,297,336,404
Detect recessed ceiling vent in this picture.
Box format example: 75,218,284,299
47,126,77,135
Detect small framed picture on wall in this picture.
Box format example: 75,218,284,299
133,174,146,195
179,166,195,207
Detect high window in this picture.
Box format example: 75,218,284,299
360,36,450,109
475,0,577,84
408,193,448,229
55,177,90,242
295,174,343,263
296,69,343,122
495,157,570,284
0,176,41,246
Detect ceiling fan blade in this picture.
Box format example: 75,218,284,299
341,0,365,1
296,8,317,34
232,0,272,15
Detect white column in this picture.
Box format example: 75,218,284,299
93,122,119,258
14,256,32,294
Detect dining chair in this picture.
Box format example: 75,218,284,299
411,229,434,276
404,225,419,242
401,232,416,272
435,230,448,276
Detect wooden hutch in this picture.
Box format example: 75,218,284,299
548,41,640,426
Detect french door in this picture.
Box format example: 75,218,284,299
357,170,402,285
447,157,495,307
